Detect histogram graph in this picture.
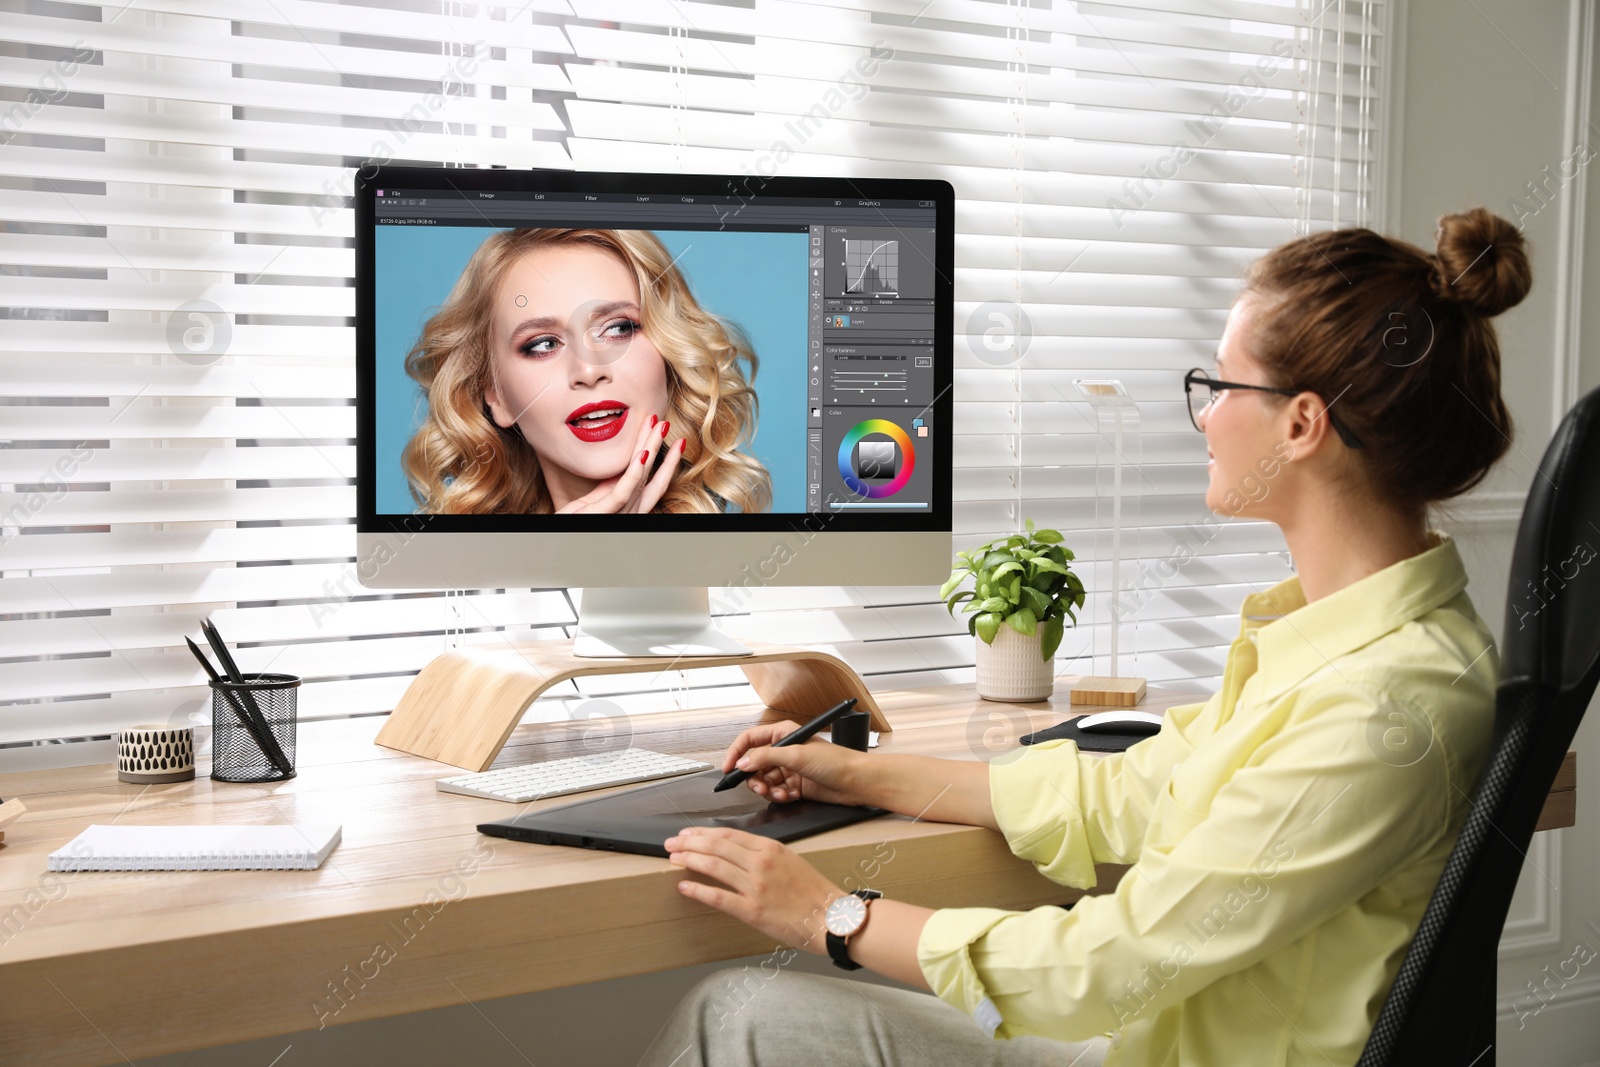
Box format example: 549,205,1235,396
844,239,899,296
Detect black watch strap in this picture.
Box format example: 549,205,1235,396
827,930,862,970
826,889,882,971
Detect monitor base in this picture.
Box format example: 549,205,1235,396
376,639,889,771
573,587,750,659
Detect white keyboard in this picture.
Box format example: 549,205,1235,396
436,748,714,803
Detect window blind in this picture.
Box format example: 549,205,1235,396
0,0,1385,761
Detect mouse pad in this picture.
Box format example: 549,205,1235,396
1019,717,1157,752
477,770,889,858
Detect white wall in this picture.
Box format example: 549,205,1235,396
1391,1,1600,1064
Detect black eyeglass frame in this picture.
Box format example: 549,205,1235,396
1183,368,1364,449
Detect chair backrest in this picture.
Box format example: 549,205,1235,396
1357,384,1600,1067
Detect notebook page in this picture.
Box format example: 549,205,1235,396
48,824,341,871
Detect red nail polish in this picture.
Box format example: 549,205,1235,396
649,414,658,428
639,450,648,464
661,420,670,436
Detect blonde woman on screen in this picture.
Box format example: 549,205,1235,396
402,227,772,514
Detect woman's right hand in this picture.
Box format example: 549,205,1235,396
723,721,865,806
556,413,682,514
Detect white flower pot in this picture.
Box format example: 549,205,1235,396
974,624,1054,702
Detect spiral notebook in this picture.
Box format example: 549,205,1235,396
48,823,342,871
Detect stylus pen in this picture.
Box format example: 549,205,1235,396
199,620,295,776
712,697,858,793
185,636,291,774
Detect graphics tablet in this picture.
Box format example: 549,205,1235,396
477,770,890,857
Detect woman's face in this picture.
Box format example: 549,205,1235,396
483,244,670,500
1199,296,1287,517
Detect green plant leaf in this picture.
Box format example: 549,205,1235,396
990,561,1023,582
937,571,969,601
975,612,1002,644
944,590,974,616
1004,607,1037,635
1033,527,1063,544
978,596,1011,613
1019,585,1050,615
983,549,1019,571
1030,558,1071,577
1041,613,1064,659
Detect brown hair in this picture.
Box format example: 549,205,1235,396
1241,208,1531,517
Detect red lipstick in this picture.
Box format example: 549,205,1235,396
567,401,629,443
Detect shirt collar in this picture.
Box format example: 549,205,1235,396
1241,532,1470,701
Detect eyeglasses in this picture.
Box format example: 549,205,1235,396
1183,368,1363,449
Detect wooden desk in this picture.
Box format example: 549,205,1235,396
0,685,1577,1067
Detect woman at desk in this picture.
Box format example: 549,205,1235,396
640,208,1530,1067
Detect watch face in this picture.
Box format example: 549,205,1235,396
825,893,867,937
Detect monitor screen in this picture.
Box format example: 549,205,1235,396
356,167,953,536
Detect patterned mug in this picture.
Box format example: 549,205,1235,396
116,724,196,784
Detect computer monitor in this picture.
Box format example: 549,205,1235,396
355,166,953,657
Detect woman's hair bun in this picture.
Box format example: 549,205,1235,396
1433,207,1532,317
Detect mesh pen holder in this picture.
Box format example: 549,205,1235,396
210,673,299,783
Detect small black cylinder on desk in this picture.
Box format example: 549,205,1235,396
831,710,871,752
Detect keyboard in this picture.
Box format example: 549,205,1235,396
436,748,715,803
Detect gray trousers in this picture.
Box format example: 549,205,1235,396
637,967,1111,1067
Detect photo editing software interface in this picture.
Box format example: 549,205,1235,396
374,184,940,516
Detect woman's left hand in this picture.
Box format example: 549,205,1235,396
665,826,842,955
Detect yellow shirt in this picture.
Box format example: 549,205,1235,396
917,534,1496,1066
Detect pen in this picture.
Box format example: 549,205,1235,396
196,621,294,776
185,636,283,770
712,697,858,793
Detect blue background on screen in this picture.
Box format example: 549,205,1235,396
374,227,808,513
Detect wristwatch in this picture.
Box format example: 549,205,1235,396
824,888,882,970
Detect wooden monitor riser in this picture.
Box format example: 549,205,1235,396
375,640,889,771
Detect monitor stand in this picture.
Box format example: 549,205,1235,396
376,636,889,771
573,587,750,658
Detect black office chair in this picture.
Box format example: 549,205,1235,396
1356,384,1600,1067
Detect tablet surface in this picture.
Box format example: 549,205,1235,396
477,770,890,857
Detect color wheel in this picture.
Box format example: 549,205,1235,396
838,419,915,499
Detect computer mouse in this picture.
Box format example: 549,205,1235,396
1075,710,1164,735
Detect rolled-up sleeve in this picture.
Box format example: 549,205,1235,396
916,684,1455,1044
988,697,1211,886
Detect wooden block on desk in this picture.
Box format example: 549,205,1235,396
1070,676,1148,706
0,797,25,831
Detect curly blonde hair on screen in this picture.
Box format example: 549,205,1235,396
401,228,772,514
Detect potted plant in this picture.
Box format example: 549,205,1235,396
939,520,1086,701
